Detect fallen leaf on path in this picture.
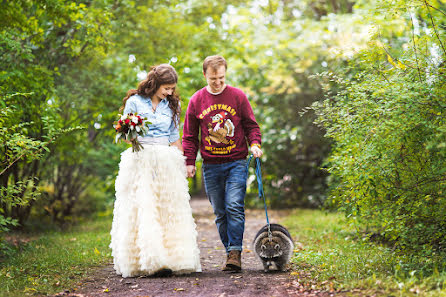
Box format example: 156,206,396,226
230,275,242,279
103,288,109,293
174,288,185,291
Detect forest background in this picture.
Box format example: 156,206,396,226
0,0,445,292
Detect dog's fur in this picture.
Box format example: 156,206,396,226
253,223,294,272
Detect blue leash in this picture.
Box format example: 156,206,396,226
246,154,272,240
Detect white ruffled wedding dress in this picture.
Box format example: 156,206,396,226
110,143,201,277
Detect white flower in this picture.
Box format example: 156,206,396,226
130,125,134,130
121,115,127,121
136,126,141,132
115,133,122,143
132,117,138,124
137,71,147,81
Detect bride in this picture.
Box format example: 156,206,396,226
110,64,201,277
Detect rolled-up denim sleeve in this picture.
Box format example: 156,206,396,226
123,98,137,115
168,120,180,143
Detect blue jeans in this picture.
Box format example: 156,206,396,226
202,159,247,252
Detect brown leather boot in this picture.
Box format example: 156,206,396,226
223,250,241,271
222,254,231,271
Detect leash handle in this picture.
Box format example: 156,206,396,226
246,155,271,230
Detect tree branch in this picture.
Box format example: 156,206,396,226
424,0,446,56
408,9,423,82
425,1,446,17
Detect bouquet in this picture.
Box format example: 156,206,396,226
114,113,150,152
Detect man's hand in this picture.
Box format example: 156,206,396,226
251,145,263,158
186,165,196,178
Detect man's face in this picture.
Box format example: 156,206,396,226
204,65,226,93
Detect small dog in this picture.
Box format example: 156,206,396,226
253,223,294,272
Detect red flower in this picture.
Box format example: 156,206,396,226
125,119,130,124
131,121,136,126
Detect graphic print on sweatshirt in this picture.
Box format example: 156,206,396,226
199,104,236,155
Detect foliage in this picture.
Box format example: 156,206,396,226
0,0,113,228
0,100,44,243
223,0,379,207
0,0,249,230
312,0,446,252
285,209,446,296
0,94,81,253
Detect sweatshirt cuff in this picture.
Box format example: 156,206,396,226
250,142,261,149
186,159,196,166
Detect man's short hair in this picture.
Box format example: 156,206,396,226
203,55,227,74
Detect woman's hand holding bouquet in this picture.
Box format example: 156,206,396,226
114,113,150,152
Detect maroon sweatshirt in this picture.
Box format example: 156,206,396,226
182,85,261,165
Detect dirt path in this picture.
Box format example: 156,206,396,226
66,197,337,297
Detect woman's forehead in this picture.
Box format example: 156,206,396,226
160,83,176,88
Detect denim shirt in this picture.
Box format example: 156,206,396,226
123,94,179,143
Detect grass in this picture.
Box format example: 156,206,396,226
0,212,112,297
284,209,446,297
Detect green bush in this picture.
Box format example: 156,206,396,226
312,22,446,253
0,102,46,253
0,104,42,220
0,95,83,253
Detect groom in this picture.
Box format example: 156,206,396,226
182,55,263,271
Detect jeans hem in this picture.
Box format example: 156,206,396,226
227,246,242,252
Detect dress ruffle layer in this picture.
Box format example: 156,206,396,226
110,145,201,277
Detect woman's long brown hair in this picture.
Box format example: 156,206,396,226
120,64,180,126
